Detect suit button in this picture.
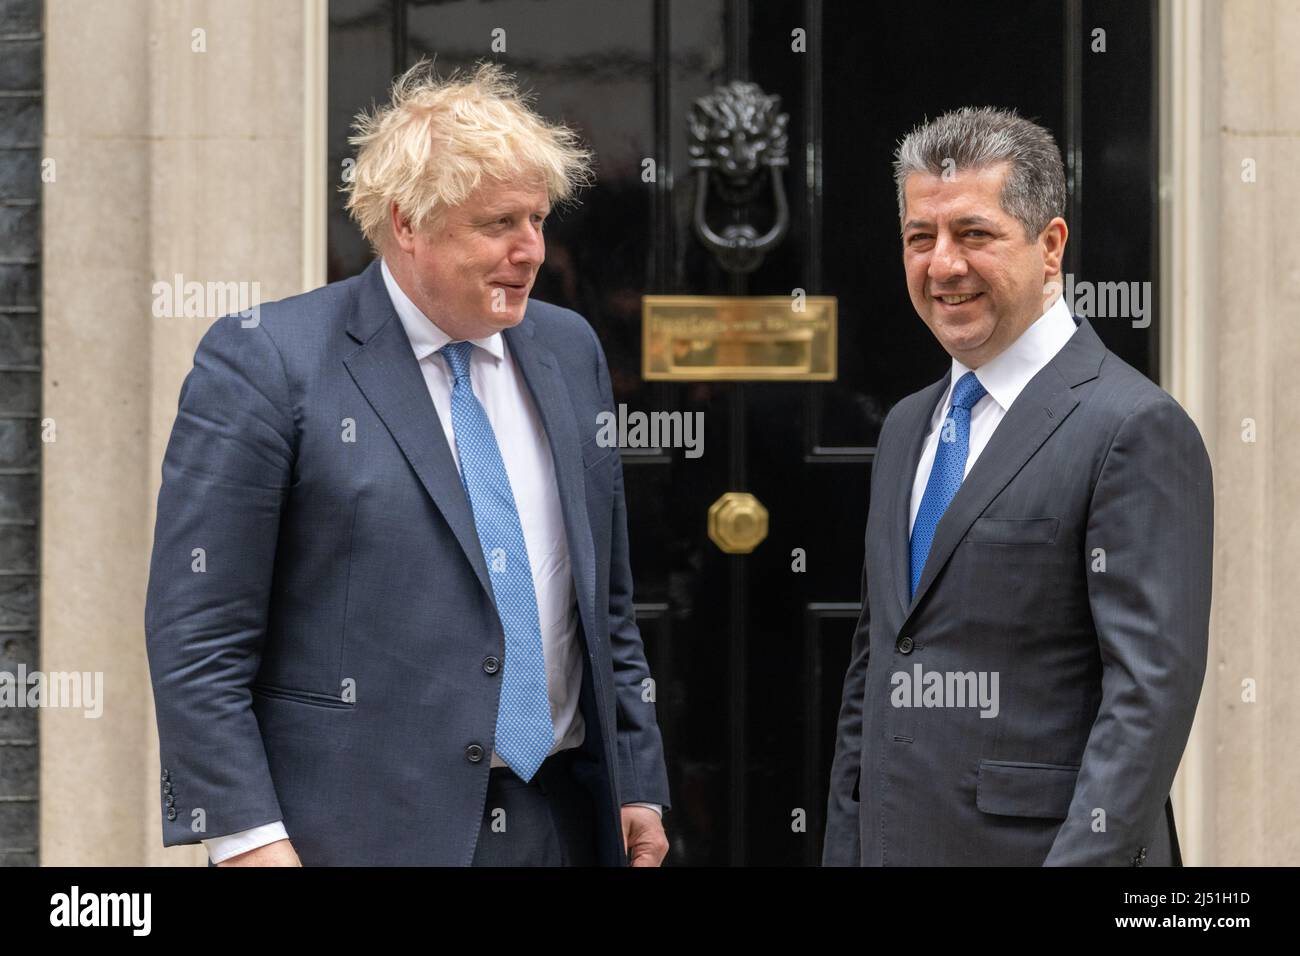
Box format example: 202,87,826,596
163,782,172,794
466,744,484,763
896,635,914,654
165,795,175,807
482,656,500,675
161,770,170,781
166,808,177,821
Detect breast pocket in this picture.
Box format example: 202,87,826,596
581,434,615,471
956,515,1076,630
966,516,1060,545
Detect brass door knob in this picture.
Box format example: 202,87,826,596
707,492,769,554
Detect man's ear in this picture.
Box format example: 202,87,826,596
1040,216,1069,275
390,201,416,254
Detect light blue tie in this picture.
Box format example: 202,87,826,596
909,371,988,598
439,342,554,782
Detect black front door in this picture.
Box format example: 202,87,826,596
328,0,1159,865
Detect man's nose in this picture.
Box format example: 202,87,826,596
510,224,544,266
927,233,968,282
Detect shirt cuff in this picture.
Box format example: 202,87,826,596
202,821,289,864
622,802,663,818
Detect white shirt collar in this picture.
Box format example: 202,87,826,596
945,293,1078,414
379,257,505,363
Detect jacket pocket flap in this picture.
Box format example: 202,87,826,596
251,683,354,710
976,760,1079,819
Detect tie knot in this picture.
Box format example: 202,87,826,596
439,341,475,383
950,371,987,411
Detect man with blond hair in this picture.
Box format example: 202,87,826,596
145,61,671,867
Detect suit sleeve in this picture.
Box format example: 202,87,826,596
1044,394,1213,865
821,552,870,866
591,328,672,811
144,314,296,847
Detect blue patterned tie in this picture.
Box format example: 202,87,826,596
439,342,554,781
909,371,988,598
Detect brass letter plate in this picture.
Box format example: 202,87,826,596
642,295,837,381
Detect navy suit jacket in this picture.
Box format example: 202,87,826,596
145,258,671,865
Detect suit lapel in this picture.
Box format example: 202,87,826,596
342,260,494,599
503,317,599,650
889,375,951,618
903,318,1105,621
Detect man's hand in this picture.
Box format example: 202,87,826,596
621,806,668,867
215,838,302,867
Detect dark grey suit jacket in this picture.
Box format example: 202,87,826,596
823,317,1212,866
145,258,670,865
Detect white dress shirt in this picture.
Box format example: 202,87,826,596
908,295,1078,535
202,258,656,864
381,257,587,769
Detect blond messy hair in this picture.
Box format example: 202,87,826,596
343,59,594,252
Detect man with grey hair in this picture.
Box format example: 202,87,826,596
823,107,1212,866
145,61,670,866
